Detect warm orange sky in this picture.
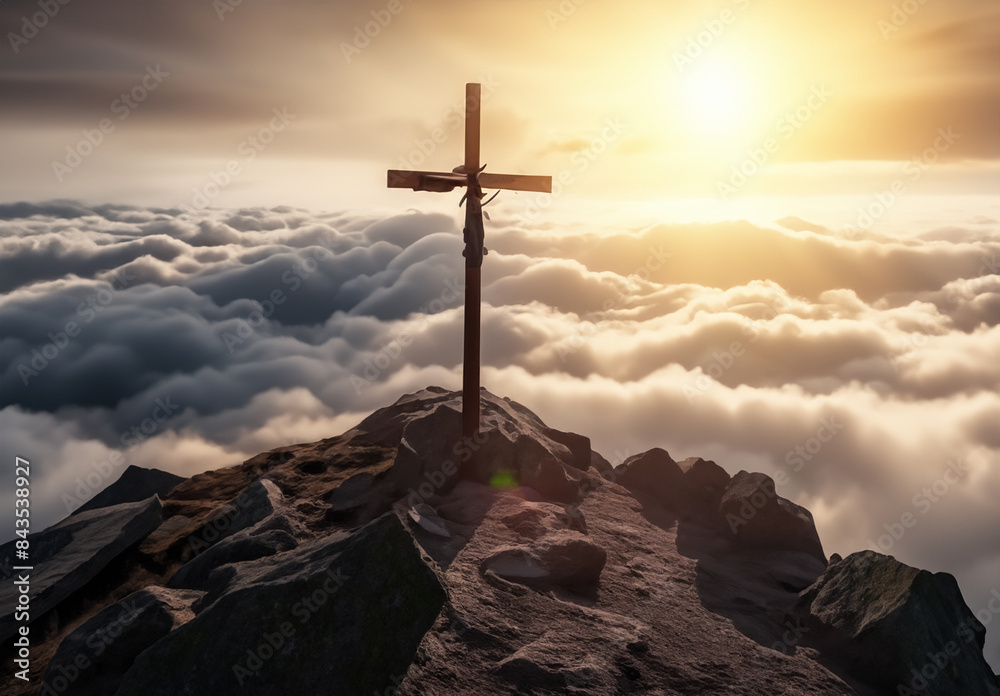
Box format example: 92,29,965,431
1,0,998,207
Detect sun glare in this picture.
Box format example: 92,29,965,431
678,58,755,137
666,51,777,155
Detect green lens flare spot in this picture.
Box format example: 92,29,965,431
489,471,518,489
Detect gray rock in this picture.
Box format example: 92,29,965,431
407,503,451,538
590,450,614,474
387,404,464,497
43,586,202,696
614,447,686,509
71,466,185,516
796,551,1000,696
113,512,446,696
185,479,283,556
678,456,730,514
325,471,376,515
496,624,641,692
719,471,826,562
542,427,593,471
10,386,995,696
353,387,595,502
434,481,510,525
613,451,732,523
480,529,607,591
0,496,163,642
471,429,583,503
499,500,584,539
167,527,298,593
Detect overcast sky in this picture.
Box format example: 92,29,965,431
1,0,998,672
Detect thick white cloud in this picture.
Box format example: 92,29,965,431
0,199,997,667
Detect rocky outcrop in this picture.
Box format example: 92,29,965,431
480,529,607,591
113,513,446,696
3,386,995,696
678,456,731,513
0,496,163,642
355,386,592,504
613,449,732,523
185,478,284,555
166,526,298,597
71,466,184,516
614,447,686,508
42,587,202,696
796,551,1000,696
719,471,826,563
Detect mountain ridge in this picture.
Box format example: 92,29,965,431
2,386,997,695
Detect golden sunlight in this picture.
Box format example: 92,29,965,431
675,55,760,145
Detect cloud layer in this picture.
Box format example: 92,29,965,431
1,199,998,666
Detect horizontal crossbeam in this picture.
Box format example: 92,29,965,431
386,170,465,192
477,172,552,193
387,170,552,194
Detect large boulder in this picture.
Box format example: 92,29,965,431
42,586,202,696
113,512,446,696
0,496,163,642
718,471,826,562
613,448,685,508
796,551,1000,696
677,456,730,515
166,525,298,595
184,479,284,558
386,404,464,498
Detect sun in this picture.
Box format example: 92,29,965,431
675,55,763,146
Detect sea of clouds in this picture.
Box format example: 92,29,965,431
1,199,998,666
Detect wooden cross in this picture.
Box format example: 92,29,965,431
387,83,551,438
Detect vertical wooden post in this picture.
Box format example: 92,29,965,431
462,83,482,440
465,83,481,173
462,265,481,439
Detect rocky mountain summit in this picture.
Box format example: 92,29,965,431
2,387,997,695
